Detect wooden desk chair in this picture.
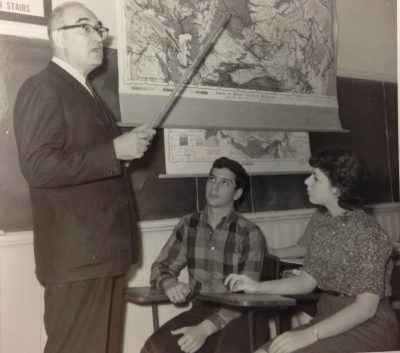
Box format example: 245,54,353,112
261,252,281,281
198,292,296,353
258,253,321,335
125,285,295,353
124,252,287,352
390,250,400,344
196,252,288,351
125,286,169,331
256,252,282,337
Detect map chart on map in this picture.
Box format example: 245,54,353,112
164,129,311,175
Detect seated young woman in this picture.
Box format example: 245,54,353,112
225,148,399,353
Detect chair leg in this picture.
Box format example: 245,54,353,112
275,313,281,334
248,310,255,353
151,303,159,331
267,317,277,338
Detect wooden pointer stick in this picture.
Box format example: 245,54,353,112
125,14,231,168
148,13,231,128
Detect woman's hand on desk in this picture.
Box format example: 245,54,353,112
224,274,260,293
267,328,318,353
226,271,316,295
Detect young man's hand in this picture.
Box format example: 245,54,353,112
163,280,191,303
171,321,213,353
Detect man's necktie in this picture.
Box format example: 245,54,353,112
85,80,117,135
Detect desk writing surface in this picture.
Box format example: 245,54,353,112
281,258,304,266
286,292,322,301
198,292,296,308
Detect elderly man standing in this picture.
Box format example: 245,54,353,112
13,2,155,353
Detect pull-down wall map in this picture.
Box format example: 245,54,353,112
116,0,342,133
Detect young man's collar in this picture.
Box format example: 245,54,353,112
201,206,239,227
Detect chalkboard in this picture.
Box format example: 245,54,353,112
0,35,120,232
0,34,397,231
0,35,50,232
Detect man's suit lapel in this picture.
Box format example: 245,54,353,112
86,80,121,137
47,62,120,137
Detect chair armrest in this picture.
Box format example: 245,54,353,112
286,291,322,301
125,286,169,304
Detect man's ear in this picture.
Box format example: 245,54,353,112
233,188,243,201
332,186,341,198
51,30,64,49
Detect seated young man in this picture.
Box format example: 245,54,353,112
141,157,268,353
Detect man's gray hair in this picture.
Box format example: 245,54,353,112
47,1,86,45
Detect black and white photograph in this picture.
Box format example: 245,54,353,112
0,1,398,353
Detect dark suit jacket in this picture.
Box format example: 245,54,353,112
13,61,138,284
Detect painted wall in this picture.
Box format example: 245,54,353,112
335,0,397,82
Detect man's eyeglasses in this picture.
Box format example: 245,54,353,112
58,23,109,40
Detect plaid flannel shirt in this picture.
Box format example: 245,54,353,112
150,207,266,329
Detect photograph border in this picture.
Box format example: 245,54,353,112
0,0,52,25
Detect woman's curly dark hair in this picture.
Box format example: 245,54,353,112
309,148,369,210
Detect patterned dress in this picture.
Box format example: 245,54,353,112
260,208,399,352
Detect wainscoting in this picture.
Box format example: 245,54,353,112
1,203,399,353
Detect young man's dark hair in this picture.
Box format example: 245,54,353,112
211,157,249,204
